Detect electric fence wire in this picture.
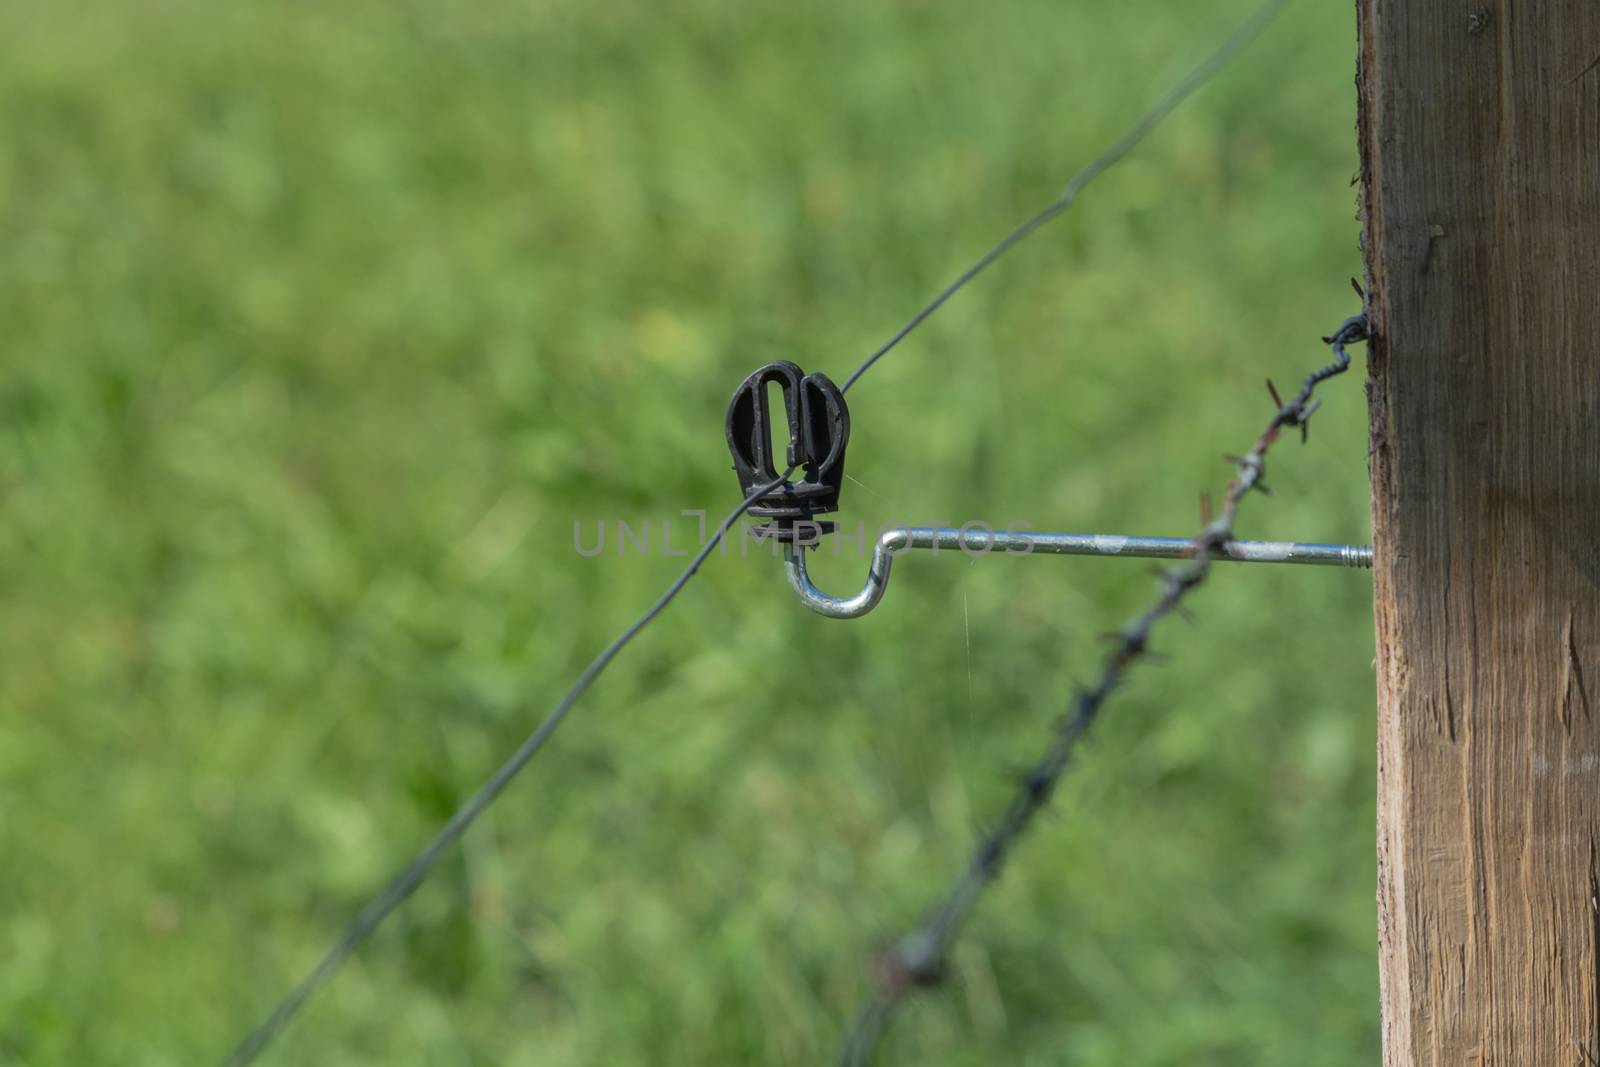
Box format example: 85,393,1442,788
839,0,1291,393
219,471,792,1067
220,2,1292,1061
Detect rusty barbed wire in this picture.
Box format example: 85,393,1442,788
836,303,1371,1066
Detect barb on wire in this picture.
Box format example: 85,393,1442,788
836,308,1370,1066
220,0,1292,1060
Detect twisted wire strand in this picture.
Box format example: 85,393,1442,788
836,314,1370,1066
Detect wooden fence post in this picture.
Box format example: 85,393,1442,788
1357,1,1600,1063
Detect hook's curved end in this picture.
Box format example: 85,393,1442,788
781,531,907,619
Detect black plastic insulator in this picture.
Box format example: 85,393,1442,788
725,360,850,542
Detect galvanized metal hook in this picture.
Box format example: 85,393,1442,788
726,360,1373,621
780,527,1371,620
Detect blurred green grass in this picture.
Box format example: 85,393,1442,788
0,0,1378,1063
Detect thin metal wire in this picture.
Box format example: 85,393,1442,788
835,315,1370,1066
839,0,1293,395
221,2,1296,1060
219,469,793,1067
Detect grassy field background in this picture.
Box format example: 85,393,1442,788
0,0,1379,1063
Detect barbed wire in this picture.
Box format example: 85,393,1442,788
219,2,1294,1061
836,307,1371,1066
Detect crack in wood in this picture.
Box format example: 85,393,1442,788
1445,653,1459,744
1590,833,1599,1066
1571,50,1600,86
1565,611,1592,733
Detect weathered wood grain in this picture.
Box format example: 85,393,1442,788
1358,1,1600,1063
